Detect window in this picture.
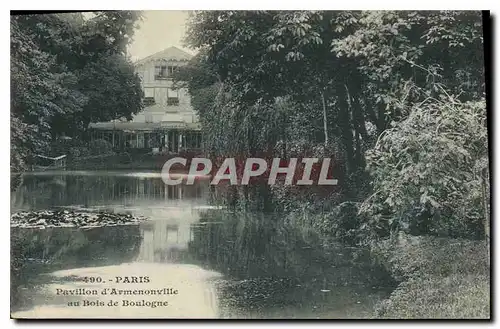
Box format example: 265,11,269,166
144,88,155,106
155,65,167,79
126,134,138,148
144,133,160,148
137,133,145,148
167,88,179,106
145,113,154,123
155,65,177,80
185,131,202,150
167,65,177,75
167,98,179,106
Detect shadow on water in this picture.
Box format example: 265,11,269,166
11,171,391,318
11,171,207,211
188,210,391,318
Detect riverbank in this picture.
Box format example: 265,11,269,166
372,233,490,319
281,201,490,319
66,152,201,171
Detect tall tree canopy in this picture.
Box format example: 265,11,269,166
177,10,486,239
11,11,144,171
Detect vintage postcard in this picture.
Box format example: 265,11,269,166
10,10,490,319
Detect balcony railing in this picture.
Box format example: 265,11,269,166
154,75,171,80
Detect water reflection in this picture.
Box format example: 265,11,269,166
11,172,389,319
188,211,389,318
11,225,143,313
11,171,207,211
138,213,200,264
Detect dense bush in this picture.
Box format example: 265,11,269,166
360,95,488,240
88,139,114,156
315,202,364,245
68,146,90,159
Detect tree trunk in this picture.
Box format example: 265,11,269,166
321,91,329,147
336,95,355,199
339,86,355,174
481,167,490,264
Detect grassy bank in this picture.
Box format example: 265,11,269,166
66,154,163,170
372,233,490,319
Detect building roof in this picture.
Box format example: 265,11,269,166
134,46,194,66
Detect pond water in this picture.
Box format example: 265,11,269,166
10,171,390,319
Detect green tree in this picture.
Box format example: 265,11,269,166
10,12,144,171
11,14,86,170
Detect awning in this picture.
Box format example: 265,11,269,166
89,121,201,131
35,154,67,160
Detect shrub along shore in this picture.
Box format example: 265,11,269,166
286,209,490,319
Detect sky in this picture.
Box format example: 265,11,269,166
127,11,195,62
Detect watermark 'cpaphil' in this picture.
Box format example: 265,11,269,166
161,157,339,186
